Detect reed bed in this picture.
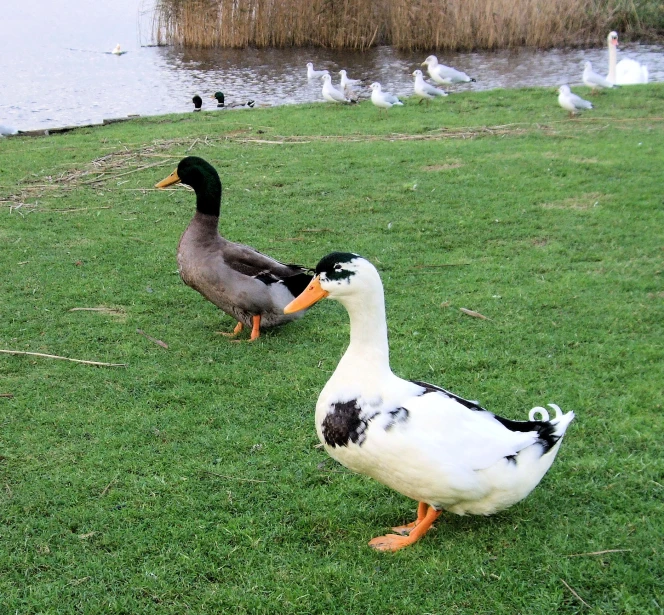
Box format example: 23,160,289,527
153,0,661,50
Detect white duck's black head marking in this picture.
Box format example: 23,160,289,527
176,156,222,217
321,400,377,448
315,252,360,283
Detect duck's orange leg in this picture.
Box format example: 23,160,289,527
248,315,261,341
369,505,441,552
218,322,244,338
391,501,429,535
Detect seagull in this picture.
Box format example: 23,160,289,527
370,82,403,115
422,55,476,85
192,95,203,112
339,70,362,89
557,85,592,118
412,69,448,104
322,74,352,104
582,61,616,93
307,63,329,80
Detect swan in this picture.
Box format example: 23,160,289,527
607,31,648,85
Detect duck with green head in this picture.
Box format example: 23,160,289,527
156,156,312,340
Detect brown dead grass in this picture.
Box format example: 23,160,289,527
154,0,640,50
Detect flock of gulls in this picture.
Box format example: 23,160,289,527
184,31,649,121
153,154,575,550
308,54,476,113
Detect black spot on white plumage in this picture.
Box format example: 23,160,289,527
413,379,561,455
322,400,377,448
315,252,360,283
385,407,410,431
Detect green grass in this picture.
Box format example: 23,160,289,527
1,85,663,614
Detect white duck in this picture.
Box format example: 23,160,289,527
607,31,648,85
285,252,574,551
321,74,352,104
583,61,616,92
558,85,593,118
370,82,403,115
412,69,448,104
307,62,329,80
422,55,476,85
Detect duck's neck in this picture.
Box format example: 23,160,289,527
608,41,617,83
194,184,221,218
336,285,392,381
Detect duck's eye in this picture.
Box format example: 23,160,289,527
334,264,343,271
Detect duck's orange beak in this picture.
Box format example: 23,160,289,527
284,276,328,314
155,169,181,188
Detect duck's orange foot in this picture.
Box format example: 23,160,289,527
391,521,417,536
228,316,262,343
392,501,429,535
370,504,442,551
217,322,244,338
369,533,418,551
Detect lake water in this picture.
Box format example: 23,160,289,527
1,0,662,132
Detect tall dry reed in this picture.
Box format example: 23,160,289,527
152,0,656,49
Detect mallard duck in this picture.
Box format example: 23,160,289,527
211,92,255,109
192,95,203,112
422,55,476,85
155,156,312,341
558,85,593,118
284,252,574,551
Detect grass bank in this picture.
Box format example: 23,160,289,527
1,85,663,614
153,0,664,50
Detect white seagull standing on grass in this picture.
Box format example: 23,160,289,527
370,83,403,115
582,61,616,93
307,62,329,80
412,69,448,104
422,55,476,85
322,74,353,104
557,85,593,117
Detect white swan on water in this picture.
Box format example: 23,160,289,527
607,31,648,85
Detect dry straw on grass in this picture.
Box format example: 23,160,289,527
152,0,650,50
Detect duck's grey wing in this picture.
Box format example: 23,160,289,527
222,242,310,279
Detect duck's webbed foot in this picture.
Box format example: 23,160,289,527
217,322,243,338
230,315,261,342
391,501,428,535
369,504,441,552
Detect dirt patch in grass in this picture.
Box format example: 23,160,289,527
540,192,605,210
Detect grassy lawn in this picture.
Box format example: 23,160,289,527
1,85,663,614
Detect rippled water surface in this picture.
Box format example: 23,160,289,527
2,0,663,131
